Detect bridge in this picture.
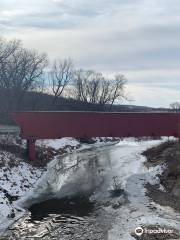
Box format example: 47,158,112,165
12,111,180,161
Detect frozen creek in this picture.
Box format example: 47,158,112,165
2,139,180,240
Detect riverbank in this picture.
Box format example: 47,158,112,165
136,140,180,240
143,140,180,211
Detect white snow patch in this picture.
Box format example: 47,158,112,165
0,156,43,233
36,138,80,150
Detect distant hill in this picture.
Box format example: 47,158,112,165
111,104,169,112
0,89,169,124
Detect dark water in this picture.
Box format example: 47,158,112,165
2,195,112,240
29,195,95,221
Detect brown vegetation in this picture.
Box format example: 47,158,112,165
143,140,180,211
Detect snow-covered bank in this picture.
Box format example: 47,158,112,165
0,159,43,232
36,138,80,150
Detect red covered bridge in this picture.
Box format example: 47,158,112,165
12,111,180,161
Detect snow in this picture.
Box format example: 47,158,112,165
36,138,80,150
0,155,43,233
0,162,42,196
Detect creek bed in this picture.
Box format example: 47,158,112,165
2,140,180,240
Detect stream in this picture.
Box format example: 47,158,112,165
2,139,180,239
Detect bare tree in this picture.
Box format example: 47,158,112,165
73,69,127,109
0,37,20,63
0,38,48,110
108,74,127,110
169,102,180,112
73,70,103,103
49,59,74,105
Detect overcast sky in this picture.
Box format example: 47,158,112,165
0,0,180,107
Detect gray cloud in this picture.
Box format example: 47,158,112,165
0,0,144,30
0,0,180,107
